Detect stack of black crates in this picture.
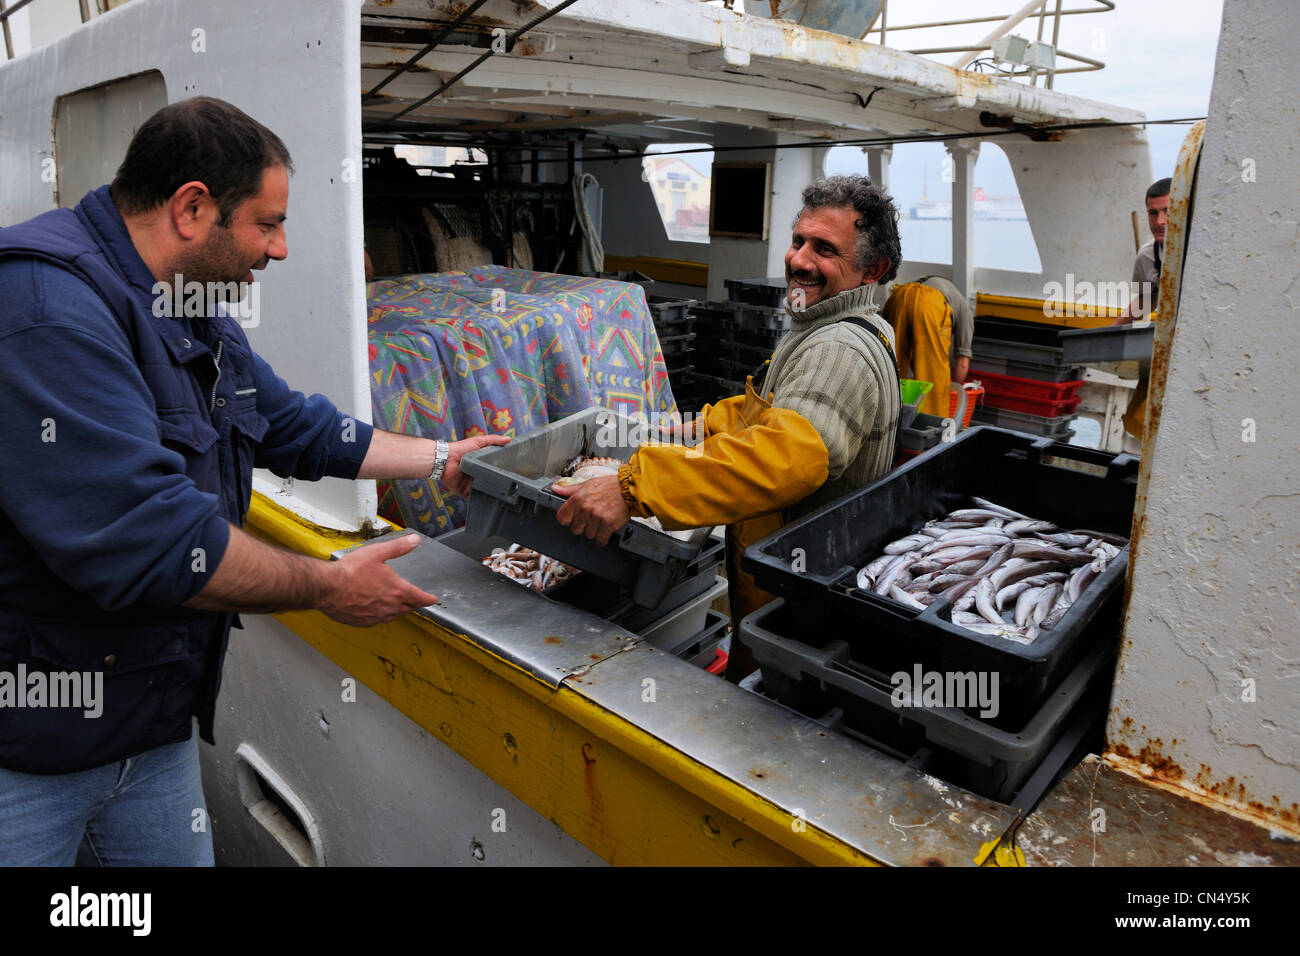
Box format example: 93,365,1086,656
675,277,792,412
739,427,1140,809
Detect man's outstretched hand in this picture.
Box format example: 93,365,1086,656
443,434,511,497
319,534,440,628
552,474,630,547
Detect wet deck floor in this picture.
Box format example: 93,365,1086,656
1016,755,1300,866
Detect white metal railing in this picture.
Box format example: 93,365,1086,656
718,0,1114,89
1,0,93,61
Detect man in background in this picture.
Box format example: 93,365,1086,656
1113,177,1170,325
1111,177,1171,447
881,274,974,417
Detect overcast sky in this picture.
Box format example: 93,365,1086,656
785,0,1224,205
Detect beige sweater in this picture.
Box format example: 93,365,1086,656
760,284,900,519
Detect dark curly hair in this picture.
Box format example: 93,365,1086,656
794,175,901,284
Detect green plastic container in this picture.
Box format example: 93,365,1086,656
900,378,934,405
897,379,934,431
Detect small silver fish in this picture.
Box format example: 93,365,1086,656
1015,586,1044,627
874,554,917,596
884,533,932,555
1003,518,1058,535
889,584,927,611
1031,583,1062,626
971,497,1030,520
975,577,1003,625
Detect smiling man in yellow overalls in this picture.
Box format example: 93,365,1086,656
552,175,903,681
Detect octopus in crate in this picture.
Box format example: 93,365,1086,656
552,455,625,487
482,543,579,592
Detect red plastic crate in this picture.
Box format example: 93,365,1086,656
976,368,1085,402
982,391,1083,417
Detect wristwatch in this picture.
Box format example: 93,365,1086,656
429,440,450,482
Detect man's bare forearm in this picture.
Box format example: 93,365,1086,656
182,525,332,614
1111,296,1141,326
357,429,511,497
181,524,439,627
357,429,437,480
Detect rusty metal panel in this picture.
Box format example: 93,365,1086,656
1019,756,1300,866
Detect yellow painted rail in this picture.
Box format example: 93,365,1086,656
245,493,880,866
603,254,708,288
976,292,1120,329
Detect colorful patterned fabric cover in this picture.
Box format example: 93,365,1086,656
367,266,676,536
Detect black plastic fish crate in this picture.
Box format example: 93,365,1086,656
730,303,791,332
682,371,746,406
657,332,697,359
461,408,715,607
720,320,785,347
723,276,788,308
717,355,767,381
741,598,1115,804
719,337,775,363
646,294,698,328
970,316,1072,367
686,302,737,327
741,426,1138,712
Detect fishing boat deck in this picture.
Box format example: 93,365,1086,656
1019,755,1300,866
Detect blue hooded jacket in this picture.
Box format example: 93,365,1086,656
0,186,373,774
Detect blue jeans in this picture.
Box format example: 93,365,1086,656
0,722,214,866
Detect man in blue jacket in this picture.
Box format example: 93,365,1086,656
0,97,505,865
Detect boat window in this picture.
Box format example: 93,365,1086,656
642,144,713,244
971,143,1041,273
393,145,488,180
52,70,168,208
825,141,1041,273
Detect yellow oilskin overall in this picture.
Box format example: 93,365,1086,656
618,378,830,679
1121,310,1158,442
883,282,952,417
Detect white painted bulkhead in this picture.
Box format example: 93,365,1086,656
0,0,377,532
1108,0,1299,826
204,614,602,865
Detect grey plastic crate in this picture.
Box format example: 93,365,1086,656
1060,324,1154,364
435,530,580,595
619,537,723,632
969,357,1085,382
460,408,715,607
900,412,946,451
971,405,1075,438
676,609,729,668
640,576,728,649
971,335,1067,367
438,528,724,633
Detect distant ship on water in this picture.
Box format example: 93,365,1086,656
908,186,1026,220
